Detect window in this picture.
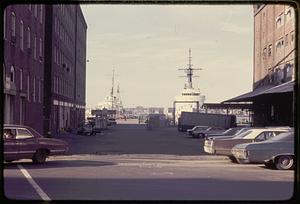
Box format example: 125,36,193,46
255,132,274,142
3,128,16,139
285,7,294,22
33,77,36,102
39,38,42,57
4,9,6,39
27,74,30,101
16,128,34,139
20,20,24,50
291,31,294,44
34,34,37,59
268,44,272,56
275,13,284,28
20,69,23,90
54,46,57,63
54,16,57,33
276,38,283,51
39,5,43,24
10,66,15,82
11,12,16,37
285,34,289,46
38,78,41,103
34,5,38,18
263,47,267,58
27,27,31,48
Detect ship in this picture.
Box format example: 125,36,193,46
173,49,205,124
96,69,124,118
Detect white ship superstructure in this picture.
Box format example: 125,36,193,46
173,49,205,124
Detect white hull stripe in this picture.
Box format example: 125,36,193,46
18,164,51,201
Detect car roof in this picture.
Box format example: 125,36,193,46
4,124,31,129
243,128,290,139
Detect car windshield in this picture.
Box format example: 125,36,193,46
194,126,208,131
233,128,249,136
233,129,253,138
222,128,241,135
267,132,294,142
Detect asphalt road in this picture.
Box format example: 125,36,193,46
59,121,206,155
3,122,295,201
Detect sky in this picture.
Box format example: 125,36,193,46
81,4,253,109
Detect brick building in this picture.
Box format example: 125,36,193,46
224,4,295,127
3,5,45,134
43,4,87,136
3,4,87,136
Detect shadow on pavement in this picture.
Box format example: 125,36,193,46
4,160,116,169
3,177,294,200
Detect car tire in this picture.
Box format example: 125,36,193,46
264,161,275,169
228,156,238,163
275,155,295,170
32,149,48,164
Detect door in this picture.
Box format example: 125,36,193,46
3,128,18,161
16,128,37,159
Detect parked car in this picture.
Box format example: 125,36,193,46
205,127,250,139
192,126,225,138
186,126,209,136
203,127,291,161
107,118,117,126
77,123,95,136
3,124,69,164
231,131,294,170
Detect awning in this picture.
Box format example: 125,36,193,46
223,80,294,103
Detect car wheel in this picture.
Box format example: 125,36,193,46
264,161,275,169
228,156,238,163
275,155,294,170
199,133,205,139
32,149,48,164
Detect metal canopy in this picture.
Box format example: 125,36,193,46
223,80,294,103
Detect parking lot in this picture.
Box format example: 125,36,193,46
4,122,295,200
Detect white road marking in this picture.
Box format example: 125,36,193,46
17,164,51,201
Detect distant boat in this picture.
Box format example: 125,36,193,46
173,49,205,124
96,69,123,117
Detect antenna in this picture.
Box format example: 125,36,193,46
105,68,119,111
178,48,202,89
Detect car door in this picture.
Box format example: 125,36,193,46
3,128,18,161
16,128,38,159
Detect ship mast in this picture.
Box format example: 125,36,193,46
110,68,115,110
178,48,201,89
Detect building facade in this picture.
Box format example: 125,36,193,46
3,4,87,136
3,5,45,134
252,4,295,127
224,4,295,127
253,4,295,88
74,6,87,128
44,4,87,136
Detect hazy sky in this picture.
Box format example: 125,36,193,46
81,4,253,109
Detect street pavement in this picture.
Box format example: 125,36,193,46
3,122,295,201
